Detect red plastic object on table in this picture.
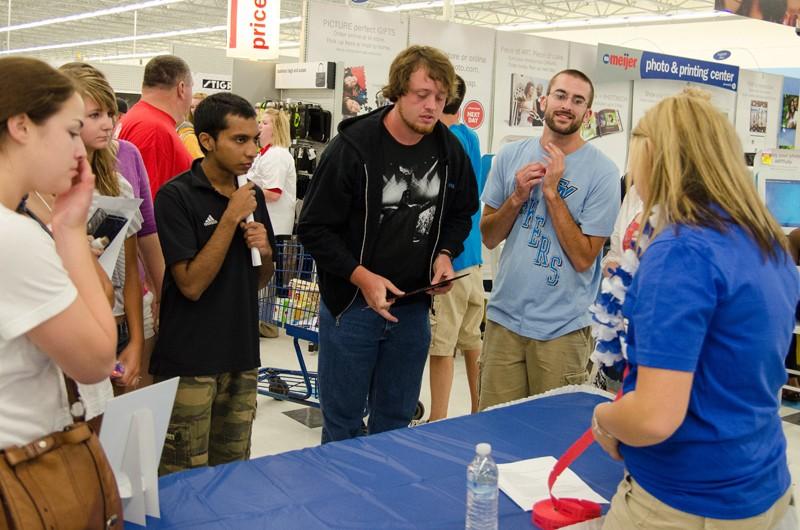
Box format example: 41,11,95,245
532,371,627,529
531,428,602,529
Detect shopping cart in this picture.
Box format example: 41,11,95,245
257,237,321,408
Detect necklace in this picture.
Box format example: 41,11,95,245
33,191,53,213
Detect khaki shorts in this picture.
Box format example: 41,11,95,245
429,266,484,356
603,475,793,530
478,320,591,410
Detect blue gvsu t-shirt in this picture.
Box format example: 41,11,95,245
621,222,800,519
450,123,485,272
482,138,619,340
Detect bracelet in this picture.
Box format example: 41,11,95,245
592,411,616,440
437,249,453,259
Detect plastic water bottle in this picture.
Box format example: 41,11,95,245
466,442,498,530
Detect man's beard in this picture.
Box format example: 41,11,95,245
398,101,435,135
544,110,582,136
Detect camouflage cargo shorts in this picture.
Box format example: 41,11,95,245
156,370,258,476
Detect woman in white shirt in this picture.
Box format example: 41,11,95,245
601,183,644,276
0,58,116,449
247,108,297,237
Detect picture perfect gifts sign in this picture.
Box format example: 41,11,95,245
227,0,280,60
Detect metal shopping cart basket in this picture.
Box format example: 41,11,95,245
257,236,320,408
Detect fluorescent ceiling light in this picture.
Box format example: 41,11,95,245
377,0,490,13
1,0,185,33
496,10,732,32
0,25,227,55
84,51,169,62
1,5,301,35
86,40,299,62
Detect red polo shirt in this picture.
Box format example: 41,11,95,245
119,101,193,199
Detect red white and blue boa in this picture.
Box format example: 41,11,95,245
589,224,652,368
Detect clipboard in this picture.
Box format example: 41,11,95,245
387,272,471,300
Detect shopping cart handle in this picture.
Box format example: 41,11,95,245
237,175,263,268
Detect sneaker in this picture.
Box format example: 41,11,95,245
259,321,279,338
409,419,428,427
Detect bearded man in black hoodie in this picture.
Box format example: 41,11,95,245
299,46,478,443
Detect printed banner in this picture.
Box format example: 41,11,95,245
596,44,739,92
778,76,800,149
304,3,408,125
227,0,281,60
408,17,495,152
631,78,737,137
733,70,783,157
568,42,630,176
491,32,569,151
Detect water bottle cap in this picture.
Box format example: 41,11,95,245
476,443,491,456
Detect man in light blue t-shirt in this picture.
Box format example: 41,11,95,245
479,69,620,409
426,76,485,422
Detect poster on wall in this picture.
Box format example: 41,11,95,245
631,78,737,139
733,70,782,157
568,42,631,175
304,3,408,125
492,32,569,151
408,17,495,153
752,150,800,233
778,77,800,149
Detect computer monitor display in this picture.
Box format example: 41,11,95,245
764,179,800,232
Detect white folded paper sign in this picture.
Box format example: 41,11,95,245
99,377,179,527
497,456,609,512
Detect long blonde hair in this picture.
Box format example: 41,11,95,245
631,88,787,259
59,62,120,197
261,108,291,148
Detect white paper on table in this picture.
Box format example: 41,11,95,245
497,456,608,512
89,195,142,278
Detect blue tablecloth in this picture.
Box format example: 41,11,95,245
128,391,624,529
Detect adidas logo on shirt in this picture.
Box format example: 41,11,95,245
203,214,218,227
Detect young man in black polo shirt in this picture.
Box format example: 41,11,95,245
152,92,275,475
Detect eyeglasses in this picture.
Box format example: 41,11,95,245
548,90,588,108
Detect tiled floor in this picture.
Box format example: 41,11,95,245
251,331,800,503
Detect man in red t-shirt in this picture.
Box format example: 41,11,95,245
120,55,194,199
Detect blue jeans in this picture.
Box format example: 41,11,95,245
318,295,431,443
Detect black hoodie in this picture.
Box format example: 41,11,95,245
298,105,479,317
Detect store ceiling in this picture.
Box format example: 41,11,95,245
0,0,717,64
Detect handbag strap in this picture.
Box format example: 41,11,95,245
3,424,92,466
62,374,87,422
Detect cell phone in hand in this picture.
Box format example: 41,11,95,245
87,208,127,249
386,272,470,301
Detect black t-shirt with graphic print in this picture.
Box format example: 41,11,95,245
370,123,440,296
